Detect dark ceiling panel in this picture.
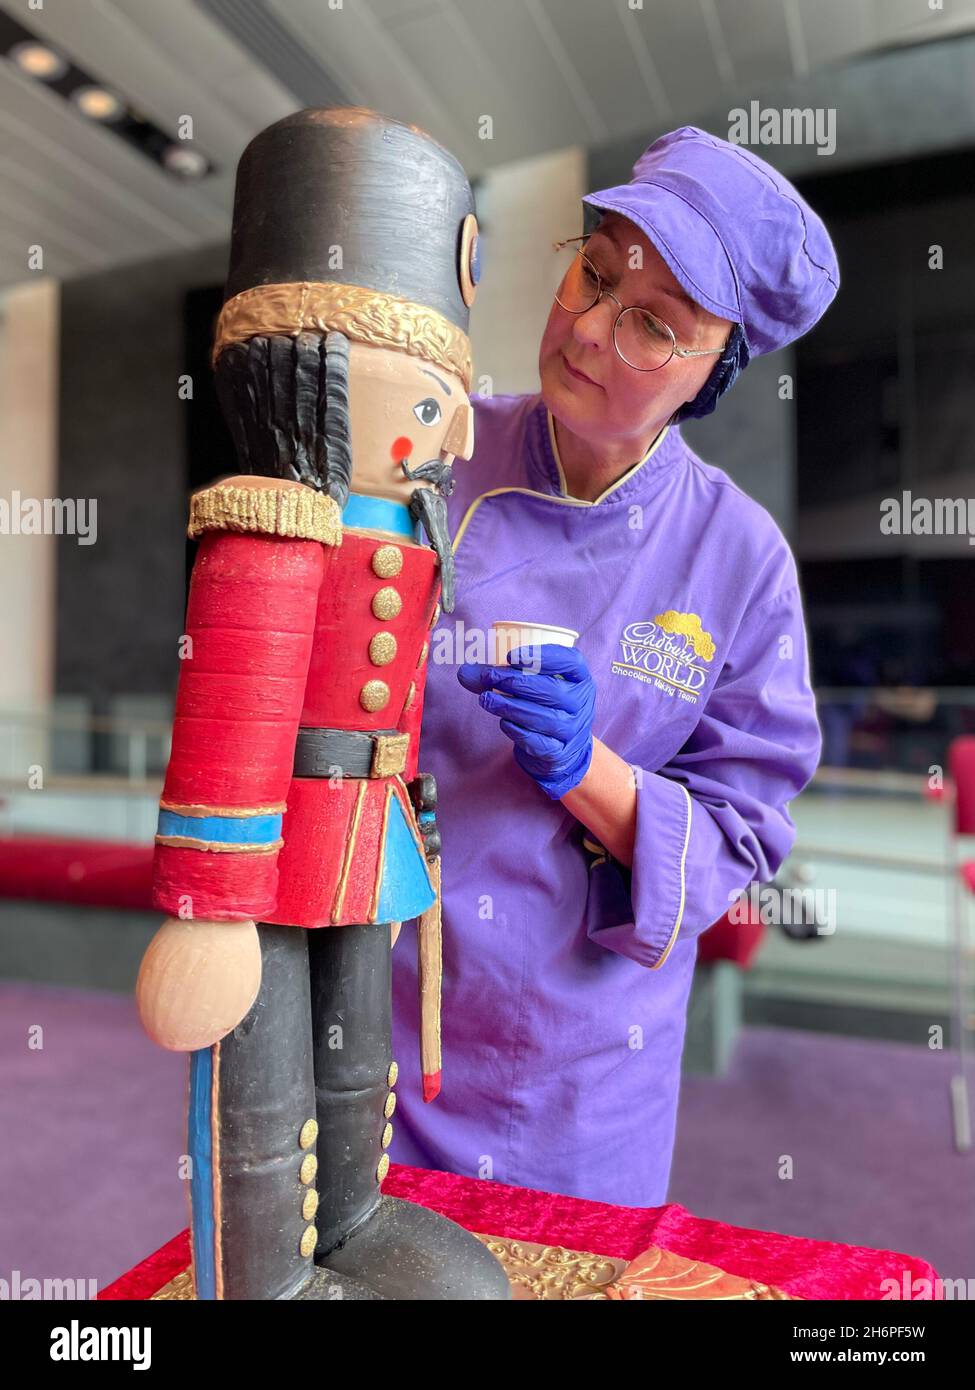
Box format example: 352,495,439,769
196,0,351,110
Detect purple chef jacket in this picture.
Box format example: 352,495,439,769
389,390,821,1206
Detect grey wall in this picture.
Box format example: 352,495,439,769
584,32,975,541
56,242,228,705
587,35,975,187
682,350,796,538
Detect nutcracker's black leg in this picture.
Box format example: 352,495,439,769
191,923,379,1300
308,922,511,1300
308,920,391,1254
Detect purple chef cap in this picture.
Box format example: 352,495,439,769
582,125,840,366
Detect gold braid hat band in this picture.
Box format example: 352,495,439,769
212,280,472,391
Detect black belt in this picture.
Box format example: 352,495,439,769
293,726,409,779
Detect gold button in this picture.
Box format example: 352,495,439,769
417,640,429,667
360,679,390,712
299,1153,318,1185
302,1189,319,1221
299,1225,317,1258
298,1119,318,1150
376,1153,390,1183
369,632,397,666
372,586,402,621
384,1092,396,1119
372,545,403,578
403,681,416,712
381,1122,393,1150
387,1060,399,1087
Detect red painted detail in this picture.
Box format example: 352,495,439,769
268,775,426,929
152,843,277,921
152,530,322,919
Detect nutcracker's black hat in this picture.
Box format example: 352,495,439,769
213,106,479,389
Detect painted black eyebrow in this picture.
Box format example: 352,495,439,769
420,368,452,396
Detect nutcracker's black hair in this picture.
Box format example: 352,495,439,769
214,329,353,506
212,325,353,505
214,328,457,611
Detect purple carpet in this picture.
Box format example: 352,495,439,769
1,982,970,1295
0,983,187,1295
670,1027,974,1289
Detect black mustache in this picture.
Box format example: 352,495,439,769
400,457,455,496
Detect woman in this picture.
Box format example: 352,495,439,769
389,125,839,1206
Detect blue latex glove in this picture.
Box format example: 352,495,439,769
457,644,596,799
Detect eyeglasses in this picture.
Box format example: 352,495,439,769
552,236,727,372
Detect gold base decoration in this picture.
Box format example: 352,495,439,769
149,1236,796,1301
151,1269,195,1301
474,1236,795,1301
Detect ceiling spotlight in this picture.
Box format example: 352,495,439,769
10,40,67,81
72,85,123,122
162,144,209,178
0,11,215,177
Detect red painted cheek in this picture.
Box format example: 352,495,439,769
391,436,413,463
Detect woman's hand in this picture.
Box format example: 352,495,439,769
457,643,596,799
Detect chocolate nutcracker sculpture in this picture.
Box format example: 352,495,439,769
136,107,509,1301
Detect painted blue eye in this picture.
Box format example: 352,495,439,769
413,397,442,426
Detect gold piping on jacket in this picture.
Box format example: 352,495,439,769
154,836,283,854
546,410,671,505
450,415,669,556
332,780,368,924
650,784,692,971
212,280,472,390
370,785,394,924
452,487,582,555
188,480,342,545
160,800,286,818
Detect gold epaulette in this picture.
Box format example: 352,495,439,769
187,476,342,545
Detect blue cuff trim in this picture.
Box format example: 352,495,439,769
157,810,283,844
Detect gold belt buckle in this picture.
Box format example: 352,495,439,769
371,733,410,778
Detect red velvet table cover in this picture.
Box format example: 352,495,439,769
99,1162,938,1301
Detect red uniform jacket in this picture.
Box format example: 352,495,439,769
152,477,440,929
